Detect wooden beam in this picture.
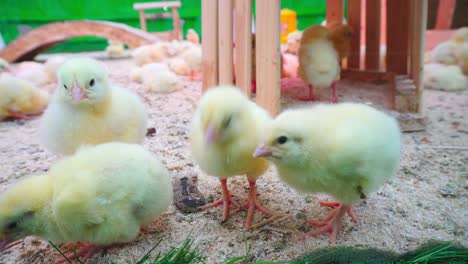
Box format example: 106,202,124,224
234,0,252,95
410,0,428,113
326,0,344,25
256,0,281,116
435,0,456,30
201,0,219,91
138,10,147,31
365,0,381,70
171,7,181,40
218,0,234,85
347,0,361,69
386,0,410,74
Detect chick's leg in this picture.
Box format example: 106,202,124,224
329,81,338,103
241,179,273,228
201,179,240,222
57,243,100,264
300,204,352,245
308,201,358,225
297,84,318,101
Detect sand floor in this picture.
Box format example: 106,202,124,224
0,56,467,263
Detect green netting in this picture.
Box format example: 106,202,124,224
0,0,341,53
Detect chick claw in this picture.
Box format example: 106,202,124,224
240,180,273,228
201,179,240,222
313,200,359,224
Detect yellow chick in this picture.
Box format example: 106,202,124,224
181,45,202,80
105,39,125,57
451,27,468,43
431,41,459,65
423,63,467,91
0,74,49,120
11,61,50,86
0,142,173,263
186,29,200,44
298,25,340,102
456,42,468,75
142,69,181,93
167,57,190,76
190,86,273,228
254,103,401,244
39,57,147,155
132,42,170,66
131,63,170,83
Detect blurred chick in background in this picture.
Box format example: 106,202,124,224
327,22,354,62
44,56,67,84
254,103,401,244
105,39,125,57
0,74,49,120
190,86,273,228
298,25,340,102
0,142,173,263
142,69,182,93
9,61,50,86
40,58,147,155
181,45,202,80
131,62,170,83
186,29,200,44
423,63,467,91
167,57,190,76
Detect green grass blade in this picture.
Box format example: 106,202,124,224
48,240,72,264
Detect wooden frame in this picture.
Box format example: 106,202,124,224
133,1,182,41
201,0,428,128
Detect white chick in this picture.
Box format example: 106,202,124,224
430,41,459,65
456,42,468,75
44,56,67,83
142,69,181,93
190,86,273,228
181,45,202,80
131,63,170,83
105,39,125,57
0,142,172,263
298,25,340,102
0,74,49,120
167,57,190,76
39,57,147,155
423,63,467,91
451,27,468,43
254,103,401,244
132,42,170,66
186,29,200,44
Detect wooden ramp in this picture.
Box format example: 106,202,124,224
0,20,159,62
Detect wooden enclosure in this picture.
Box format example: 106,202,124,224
201,0,428,130
133,1,182,41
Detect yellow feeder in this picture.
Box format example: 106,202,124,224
280,8,297,44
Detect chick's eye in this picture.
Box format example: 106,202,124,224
277,136,288,144
223,116,232,129
89,79,95,86
63,84,68,90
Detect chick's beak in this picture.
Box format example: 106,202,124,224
205,123,217,144
71,80,88,102
253,143,273,158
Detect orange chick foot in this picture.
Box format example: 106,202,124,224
201,179,240,222
57,243,100,264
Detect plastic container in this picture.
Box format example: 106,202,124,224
280,8,297,44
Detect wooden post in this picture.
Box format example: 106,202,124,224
256,0,280,116
435,0,456,30
410,0,427,112
202,0,219,91
234,0,252,95
171,7,181,40
347,0,361,69
218,0,234,85
386,0,410,74
138,10,147,32
326,0,344,25
365,0,381,70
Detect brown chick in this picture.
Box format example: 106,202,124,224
327,22,354,62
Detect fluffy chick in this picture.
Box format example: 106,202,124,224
190,86,273,228
105,40,125,57
431,41,459,65
10,61,50,86
132,42,170,66
423,63,467,91
181,45,202,80
254,103,401,244
327,22,354,61
298,25,340,102
0,74,49,120
39,58,147,155
0,142,172,263
142,69,181,93
456,42,468,75
131,63,170,83
186,29,200,44
451,27,468,43
167,57,190,76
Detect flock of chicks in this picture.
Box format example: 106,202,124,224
0,24,402,263
424,27,468,91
